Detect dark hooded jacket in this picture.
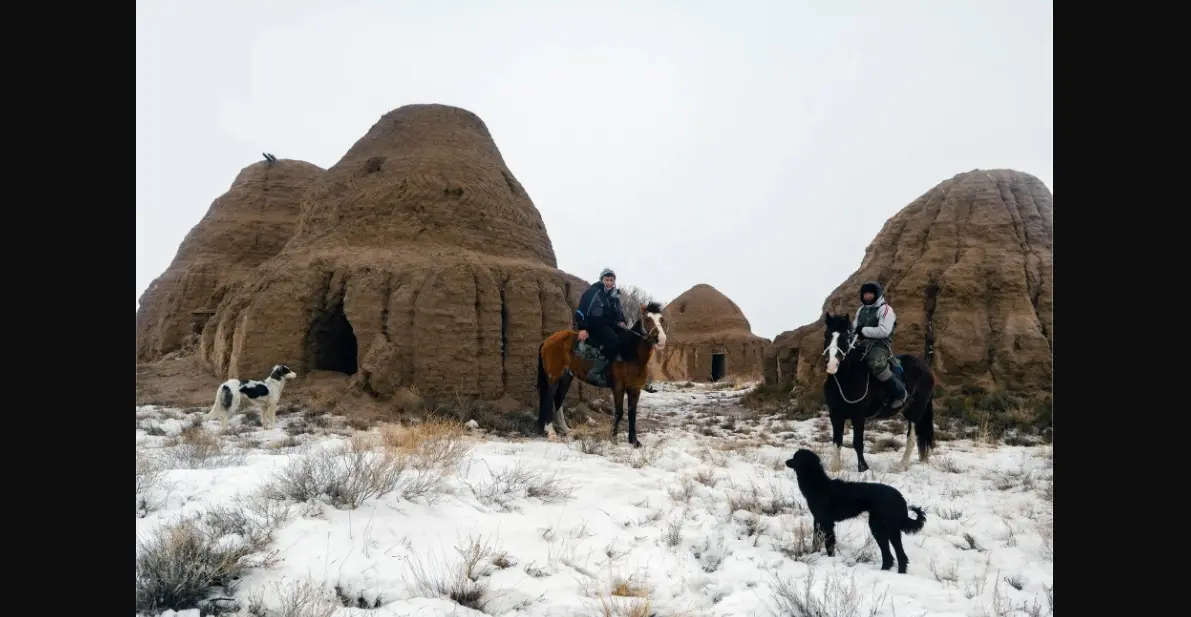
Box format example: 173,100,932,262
575,282,625,331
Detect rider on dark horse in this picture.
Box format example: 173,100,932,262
575,268,627,384
853,281,908,409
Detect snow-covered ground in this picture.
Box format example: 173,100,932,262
135,383,1053,617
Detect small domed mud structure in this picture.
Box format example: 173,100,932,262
136,159,325,361
652,284,770,382
199,104,588,405
764,169,1053,395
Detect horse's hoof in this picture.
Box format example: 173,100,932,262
630,439,642,449
857,464,870,473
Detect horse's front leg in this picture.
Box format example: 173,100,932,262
626,388,642,448
853,418,869,473
829,413,846,473
611,384,626,442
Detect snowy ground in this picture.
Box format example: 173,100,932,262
135,382,1053,617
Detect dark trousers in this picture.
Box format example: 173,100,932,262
588,321,619,360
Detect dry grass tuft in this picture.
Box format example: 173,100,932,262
465,462,575,512
779,517,822,563
405,535,504,612
588,572,652,617
247,577,339,617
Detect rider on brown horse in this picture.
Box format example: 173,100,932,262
575,268,627,384
853,281,908,408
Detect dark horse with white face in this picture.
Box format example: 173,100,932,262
820,313,936,473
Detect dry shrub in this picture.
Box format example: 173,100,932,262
615,444,666,469
767,569,887,617
134,494,289,614
380,419,471,471
392,386,425,413
263,438,411,509
136,449,166,515
159,424,245,469
568,416,614,456
742,381,793,412
465,462,575,512
780,517,822,562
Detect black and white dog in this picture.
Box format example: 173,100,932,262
208,364,298,430
786,448,926,573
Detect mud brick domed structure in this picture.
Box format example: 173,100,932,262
764,169,1053,395
135,158,325,361
651,284,770,382
138,104,591,407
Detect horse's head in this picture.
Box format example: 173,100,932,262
640,302,667,350
821,312,854,375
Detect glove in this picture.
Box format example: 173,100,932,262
854,327,866,339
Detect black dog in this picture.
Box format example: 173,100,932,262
785,449,926,573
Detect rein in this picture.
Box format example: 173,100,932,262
825,332,870,404
620,323,647,339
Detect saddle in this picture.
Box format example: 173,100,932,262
859,339,904,375
574,340,622,363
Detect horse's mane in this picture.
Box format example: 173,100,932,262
613,304,663,364
617,321,644,362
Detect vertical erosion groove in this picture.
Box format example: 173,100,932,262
923,280,939,363
499,285,509,392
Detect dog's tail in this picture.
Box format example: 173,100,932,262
902,505,927,535
217,384,233,411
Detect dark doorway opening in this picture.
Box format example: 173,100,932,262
710,353,726,382
306,301,359,375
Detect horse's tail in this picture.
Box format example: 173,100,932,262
916,398,935,453
536,343,554,431
902,506,927,535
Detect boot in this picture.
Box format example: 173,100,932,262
586,356,609,385
876,367,907,408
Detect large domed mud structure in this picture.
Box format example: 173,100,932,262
764,169,1053,396
196,104,588,405
135,159,325,361
652,284,770,382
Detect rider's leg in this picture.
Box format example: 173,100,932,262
587,322,618,382
867,345,906,408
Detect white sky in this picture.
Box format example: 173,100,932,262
136,0,1052,340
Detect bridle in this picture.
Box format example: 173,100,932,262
620,317,663,347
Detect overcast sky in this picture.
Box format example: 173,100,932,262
136,0,1052,340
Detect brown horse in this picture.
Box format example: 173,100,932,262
536,302,667,447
